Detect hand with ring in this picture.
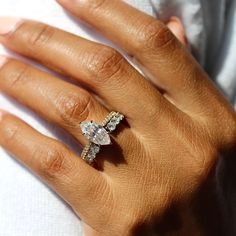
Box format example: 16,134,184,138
0,0,235,235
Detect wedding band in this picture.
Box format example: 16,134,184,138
80,111,124,163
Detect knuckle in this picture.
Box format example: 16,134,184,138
22,22,55,48
201,101,236,150
183,124,218,180
194,145,217,179
228,117,236,146
39,142,72,179
55,91,92,126
87,46,124,83
0,116,21,147
7,63,30,88
136,20,175,52
83,0,108,12
216,109,236,148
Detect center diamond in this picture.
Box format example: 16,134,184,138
80,121,111,145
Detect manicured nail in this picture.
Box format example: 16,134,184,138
0,17,22,36
0,55,7,68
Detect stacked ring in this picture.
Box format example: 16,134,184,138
80,111,124,163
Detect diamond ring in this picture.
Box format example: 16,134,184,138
80,111,124,163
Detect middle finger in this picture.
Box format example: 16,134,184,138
0,18,174,132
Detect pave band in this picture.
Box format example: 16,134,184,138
80,111,124,163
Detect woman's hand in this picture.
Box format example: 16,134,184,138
0,0,235,235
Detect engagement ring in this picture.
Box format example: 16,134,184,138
80,111,124,163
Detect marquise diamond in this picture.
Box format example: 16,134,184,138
80,121,111,145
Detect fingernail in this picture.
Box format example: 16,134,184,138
167,16,189,47
0,55,7,68
0,17,22,36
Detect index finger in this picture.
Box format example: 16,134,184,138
56,0,219,117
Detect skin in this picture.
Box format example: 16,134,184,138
0,0,235,235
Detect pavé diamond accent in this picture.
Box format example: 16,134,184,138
86,143,100,162
104,112,124,132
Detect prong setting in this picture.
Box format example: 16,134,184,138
80,111,124,163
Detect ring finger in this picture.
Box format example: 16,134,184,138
0,57,110,146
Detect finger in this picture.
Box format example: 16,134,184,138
0,110,110,227
0,56,108,146
56,0,219,116
166,17,189,47
0,57,140,169
0,17,173,131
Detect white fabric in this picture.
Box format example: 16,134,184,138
0,0,235,235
